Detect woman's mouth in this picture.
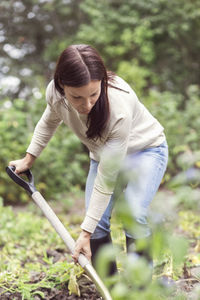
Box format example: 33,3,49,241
78,108,91,114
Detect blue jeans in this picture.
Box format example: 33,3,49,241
85,141,168,240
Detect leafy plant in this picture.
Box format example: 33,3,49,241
0,203,83,299
0,94,88,205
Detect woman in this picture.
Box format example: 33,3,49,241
9,44,168,272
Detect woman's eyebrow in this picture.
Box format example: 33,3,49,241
71,89,99,98
71,94,82,98
90,90,99,95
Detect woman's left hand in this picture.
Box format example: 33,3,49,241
72,230,92,263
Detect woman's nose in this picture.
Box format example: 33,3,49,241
85,99,92,110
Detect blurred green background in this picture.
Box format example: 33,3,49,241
0,0,199,205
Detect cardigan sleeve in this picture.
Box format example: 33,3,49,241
26,82,62,157
81,114,132,233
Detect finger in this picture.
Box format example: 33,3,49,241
15,168,21,175
81,248,92,261
72,248,81,262
8,162,19,174
85,251,92,261
71,254,78,263
75,249,91,262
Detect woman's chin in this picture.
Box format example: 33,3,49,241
79,110,90,115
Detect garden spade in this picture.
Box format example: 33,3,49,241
6,166,112,300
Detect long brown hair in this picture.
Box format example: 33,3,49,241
54,44,115,139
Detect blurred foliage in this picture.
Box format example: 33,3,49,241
0,0,199,205
0,92,88,203
144,84,200,178
0,0,200,98
0,0,85,99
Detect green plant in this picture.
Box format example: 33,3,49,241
0,94,88,205
0,203,83,299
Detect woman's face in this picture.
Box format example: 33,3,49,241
63,80,101,115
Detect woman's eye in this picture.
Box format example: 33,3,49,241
72,93,98,100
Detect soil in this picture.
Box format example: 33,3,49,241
5,200,102,300
0,277,102,300
1,272,200,300
0,236,102,300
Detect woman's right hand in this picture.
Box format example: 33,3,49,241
9,153,36,174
